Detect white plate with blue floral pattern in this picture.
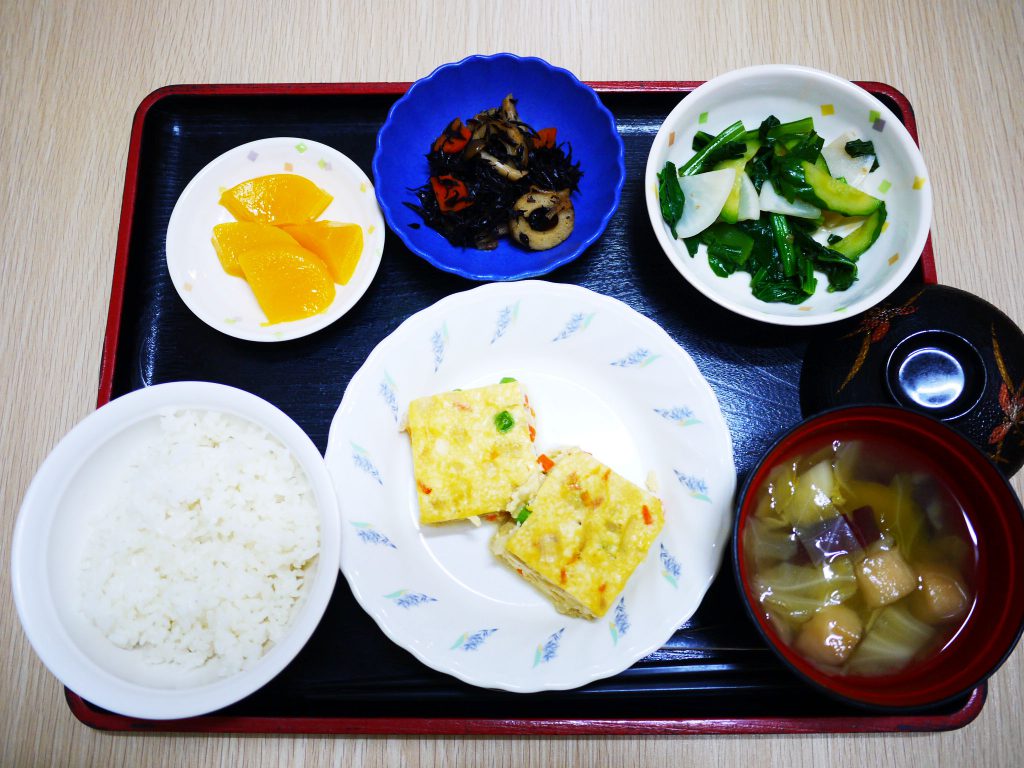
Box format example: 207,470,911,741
325,281,735,692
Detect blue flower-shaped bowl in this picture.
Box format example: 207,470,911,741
373,53,625,281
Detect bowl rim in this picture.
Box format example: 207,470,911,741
731,403,1024,712
372,51,626,281
10,381,340,719
645,63,933,327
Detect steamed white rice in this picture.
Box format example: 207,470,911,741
79,408,320,676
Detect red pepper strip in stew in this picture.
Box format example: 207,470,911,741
431,118,472,154
430,175,473,213
533,127,557,149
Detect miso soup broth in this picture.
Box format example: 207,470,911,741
744,437,977,676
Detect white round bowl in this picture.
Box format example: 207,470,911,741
645,65,932,326
11,382,340,719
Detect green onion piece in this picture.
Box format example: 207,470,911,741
494,410,515,433
499,376,517,383
515,506,533,525
678,120,746,176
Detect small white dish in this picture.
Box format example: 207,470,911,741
166,137,385,342
11,382,340,719
325,281,736,692
645,65,932,326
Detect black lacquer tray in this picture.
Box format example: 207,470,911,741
72,82,979,734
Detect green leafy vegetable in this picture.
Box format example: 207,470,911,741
844,138,876,157
703,223,755,265
768,116,816,139
670,112,889,305
845,138,881,172
686,223,756,276
692,130,716,151
678,120,746,176
657,161,685,237
499,376,517,383
747,115,814,143
494,410,515,433
515,505,533,525
771,156,816,205
751,281,811,304
699,140,748,170
756,115,781,144
746,153,771,193
769,213,798,278
792,228,858,292
789,131,825,163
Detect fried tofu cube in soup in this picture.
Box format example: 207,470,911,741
855,541,917,608
795,604,863,666
911,564,970,624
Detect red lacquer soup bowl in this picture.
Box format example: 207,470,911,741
734,405,1024,710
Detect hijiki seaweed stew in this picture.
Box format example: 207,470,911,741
743,437,977,677
406,94,582,251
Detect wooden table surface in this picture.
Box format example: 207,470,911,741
3,1,1022,765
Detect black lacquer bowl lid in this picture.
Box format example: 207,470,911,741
801,284,1024,477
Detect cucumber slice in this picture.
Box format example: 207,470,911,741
831,203,887,261
716,159,745,224
759,180,821,218
800,160,881,216
674,168,737,239
715,139,760,224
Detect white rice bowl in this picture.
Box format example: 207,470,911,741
12,382,340,720
79,409,320,677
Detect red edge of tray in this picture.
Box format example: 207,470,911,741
66,685,985,735
84,80,951,736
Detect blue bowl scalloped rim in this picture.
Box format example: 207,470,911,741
373,53,626,282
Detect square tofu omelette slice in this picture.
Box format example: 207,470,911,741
492,448,664,619
407,381,537,524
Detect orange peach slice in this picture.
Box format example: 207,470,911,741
236,243,335,324
211,221,302,278
219,174,333,226
282,221,364,285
